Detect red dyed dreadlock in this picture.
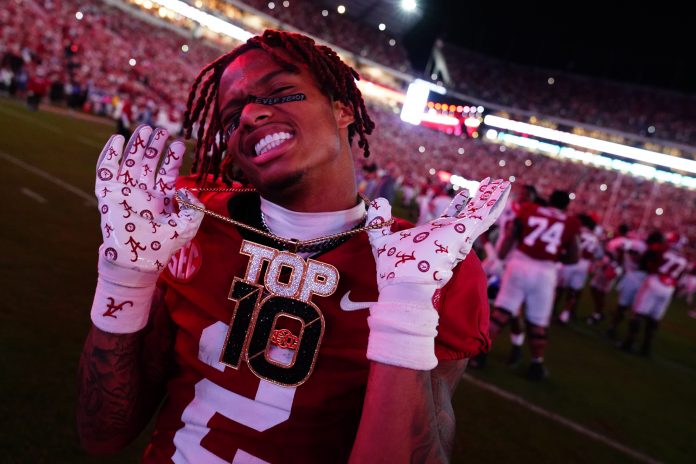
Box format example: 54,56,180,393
182,29,375,184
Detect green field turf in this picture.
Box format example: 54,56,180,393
1,97,695,463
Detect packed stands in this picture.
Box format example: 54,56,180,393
240,0,412,73
3,0,695,243
438,42,696,147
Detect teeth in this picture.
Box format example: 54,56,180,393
254,132,293,156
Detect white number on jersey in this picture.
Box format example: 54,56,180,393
523,216,566,255
658,252,688,279
172,321,292,464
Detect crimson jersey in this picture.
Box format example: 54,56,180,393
143,184,489,463
515,202,580,262
641,243,689,287
579,228,601,261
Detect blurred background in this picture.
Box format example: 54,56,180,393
1,0,694,462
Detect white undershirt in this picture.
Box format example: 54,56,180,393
259,197,366,255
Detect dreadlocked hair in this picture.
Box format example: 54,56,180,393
182,29,376,184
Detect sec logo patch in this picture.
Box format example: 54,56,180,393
166,239,202,282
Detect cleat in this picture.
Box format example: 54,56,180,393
506,345,523,367
527,361,548,381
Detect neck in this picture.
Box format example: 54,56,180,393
261,181,358,212
257,153,359,212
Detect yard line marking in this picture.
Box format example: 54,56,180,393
76,136,103,148
461,374,661,464
0,151,96,206
0,104,63,134
20,187,47,203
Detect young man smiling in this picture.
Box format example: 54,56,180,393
78,30,509,463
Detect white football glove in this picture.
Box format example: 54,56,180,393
365,178,510,369
91,125,204,333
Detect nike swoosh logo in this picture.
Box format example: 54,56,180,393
339,291,376,311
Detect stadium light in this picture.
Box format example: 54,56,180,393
337,5,346,14
400,81,430,125
450,174,481,193
401,0,417,12
484,115,696,174
420,112,459,126
146,0,253,42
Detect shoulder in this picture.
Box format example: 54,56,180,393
390,216,414,232
517,201,537,217
175,174,252,213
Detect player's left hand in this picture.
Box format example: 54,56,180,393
366,177,510,295
364,178,510,369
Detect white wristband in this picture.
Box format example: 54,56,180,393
90,277,156,334
366,301,439,370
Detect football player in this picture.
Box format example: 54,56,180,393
556,214,602,324
605,228,648,339
478,184,539,367
77,30,509,463
480,190,580,380
621,231,689,355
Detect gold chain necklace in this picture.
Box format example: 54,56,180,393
176,188,393,253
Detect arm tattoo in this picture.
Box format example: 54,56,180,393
77,287,175,452
431,359,469,458
77,329,145,446
350,360,468,463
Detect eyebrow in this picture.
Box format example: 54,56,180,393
220,69,295,117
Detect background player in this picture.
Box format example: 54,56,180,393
479,190,580,379
556,213,602,324
605,228,649,339
622,231,690,355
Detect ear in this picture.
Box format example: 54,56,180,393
333,99,355,129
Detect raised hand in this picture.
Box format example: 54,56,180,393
366,178,510,293
363,178,510,370
95,125,203,275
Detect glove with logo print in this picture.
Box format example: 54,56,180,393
365,178,510,369
91,125,203,333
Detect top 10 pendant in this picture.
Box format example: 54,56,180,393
220,240,339,387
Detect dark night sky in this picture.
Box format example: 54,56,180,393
402,1,694,95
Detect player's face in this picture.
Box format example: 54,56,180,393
219,49,354,196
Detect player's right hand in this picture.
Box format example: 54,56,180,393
95,125,204,276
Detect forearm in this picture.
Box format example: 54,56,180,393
350,363,449,463
77,325,156,454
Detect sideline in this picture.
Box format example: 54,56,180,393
1,151,96,206
0,103,63,134
20,187,47,204
461,374,661,464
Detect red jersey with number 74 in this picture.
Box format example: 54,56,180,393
515,202,581,262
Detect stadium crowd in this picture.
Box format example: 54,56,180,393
438,42,696,147
241,0,413,73
1,0,224,131
3,0,696,249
